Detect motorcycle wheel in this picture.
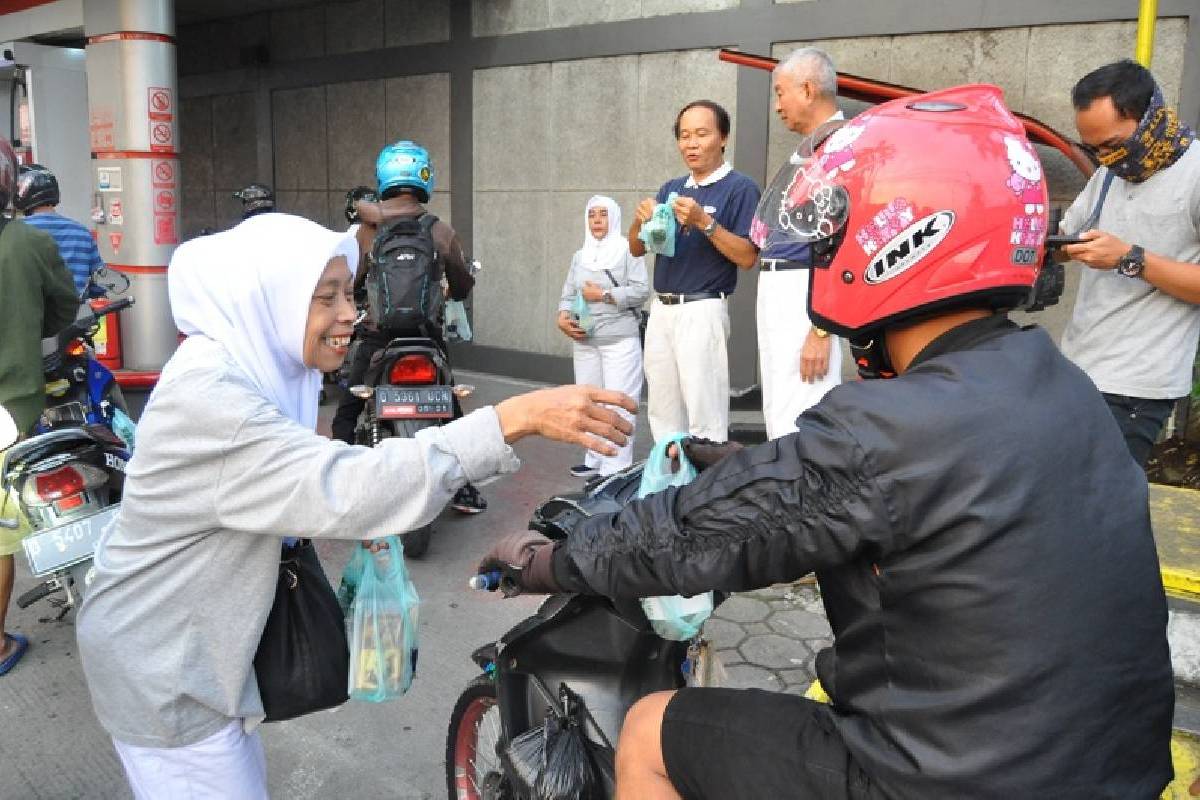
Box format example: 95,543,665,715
380,420,437,559
446,674,512,800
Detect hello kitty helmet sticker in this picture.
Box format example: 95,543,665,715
750,119,853,257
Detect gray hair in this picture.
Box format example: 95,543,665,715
775,47,838,98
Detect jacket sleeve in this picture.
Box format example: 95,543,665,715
558,253,580,313
553,407,898,598
608,251,650,310
40,245,79,335
439,225,475,301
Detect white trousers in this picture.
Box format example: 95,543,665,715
643,297,730,442
114,720,269,800
756,269,842,440
573,335,643,475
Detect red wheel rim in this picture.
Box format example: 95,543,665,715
452,694,498,800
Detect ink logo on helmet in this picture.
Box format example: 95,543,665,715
419,166,431,182
864,210,955,285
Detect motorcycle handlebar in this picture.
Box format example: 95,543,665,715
96,297,136,316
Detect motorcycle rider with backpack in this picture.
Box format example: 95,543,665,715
331,141,486,514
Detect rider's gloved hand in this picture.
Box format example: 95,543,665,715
678,437,744,472
478,531,560,597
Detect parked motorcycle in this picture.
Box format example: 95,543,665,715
446,465,720,800
0,298,135,620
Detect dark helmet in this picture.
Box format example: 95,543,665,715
233,183,275,218
344,185,379,223
15,163,60,212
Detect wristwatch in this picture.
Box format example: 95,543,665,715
812,327,830,339
701,217,717,236
1116,245,1146,278
602,290,614,304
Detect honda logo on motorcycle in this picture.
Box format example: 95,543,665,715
864,211,955,285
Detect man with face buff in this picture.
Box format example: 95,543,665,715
1058,60,1200,466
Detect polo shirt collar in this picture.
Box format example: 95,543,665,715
685,161,732,188
790,110,846,164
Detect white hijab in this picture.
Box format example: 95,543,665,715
168,213,359,431
580,195,626,271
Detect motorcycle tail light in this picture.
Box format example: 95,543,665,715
65,340,86,357
21,463,108,506
388,354,437,385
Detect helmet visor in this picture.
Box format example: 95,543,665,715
751,120,851,254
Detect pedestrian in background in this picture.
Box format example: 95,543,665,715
558,195,649,478
755,48,844,440
1058,60,1200,466
630,100,760,442
17,163,106,298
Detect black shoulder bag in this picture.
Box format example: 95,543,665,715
603,268,649,345
253,539,350,722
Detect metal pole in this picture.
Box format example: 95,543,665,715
1136,0,1158,66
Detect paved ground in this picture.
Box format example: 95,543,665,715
1,370,821,800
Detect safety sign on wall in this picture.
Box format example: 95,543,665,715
90,108,115,152
154,187,178,246
97,166,122,192
109,232,123,255
149,120,174,153
148,87,173,122
109,198,124,226
151,159,176,190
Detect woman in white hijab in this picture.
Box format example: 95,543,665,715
557,196,650,478
75,213,634,798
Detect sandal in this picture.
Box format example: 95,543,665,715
0,632,28,676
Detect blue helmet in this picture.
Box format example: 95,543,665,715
376,140,434,202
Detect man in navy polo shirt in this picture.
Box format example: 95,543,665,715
629,100,760,441
755,48,844,440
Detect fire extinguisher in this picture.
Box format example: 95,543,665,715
88,298,123,370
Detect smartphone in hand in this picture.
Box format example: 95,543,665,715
1045,234,1085,248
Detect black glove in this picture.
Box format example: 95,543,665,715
478,531,560,597
679,437,744,472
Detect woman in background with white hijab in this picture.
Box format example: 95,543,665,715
75,213,634,798
557,195,649,478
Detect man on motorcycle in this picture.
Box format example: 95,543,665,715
0,140,79,677
480,86,1173,798
17,163,107,299
233,183,276,220
331,141,486,514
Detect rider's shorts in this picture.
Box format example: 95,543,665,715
661,687,887,800
0,487,33,557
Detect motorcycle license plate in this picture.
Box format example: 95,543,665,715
22,504,119,577
376,386,455,420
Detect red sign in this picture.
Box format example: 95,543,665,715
148,87,173,121
154,189,176,212
109,232,123,254
152,159,176,188
90,109,114,152
154,213,178,245
149,121,174,153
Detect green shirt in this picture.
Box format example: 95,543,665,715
0,217,79,433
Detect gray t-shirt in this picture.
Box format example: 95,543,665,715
1060,143,1200,399
76,337,519,748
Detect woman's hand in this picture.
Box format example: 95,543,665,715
495,385,637,455
557,311,588,341
581,281,606,302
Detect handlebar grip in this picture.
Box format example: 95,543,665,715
97,297,136,316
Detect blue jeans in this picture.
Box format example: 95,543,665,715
1102,393,1176,467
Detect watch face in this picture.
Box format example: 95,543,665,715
1118,247,1145,277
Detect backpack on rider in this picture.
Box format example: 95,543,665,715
365,211,443,335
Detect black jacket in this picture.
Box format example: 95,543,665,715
553,315,1173,799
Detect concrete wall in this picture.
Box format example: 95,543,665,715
472,49,737,358
173,0,1199,383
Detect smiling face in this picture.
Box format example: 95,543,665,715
676,106,727,176
588,205,609,239
1075,95,1139,161
302,255,357,372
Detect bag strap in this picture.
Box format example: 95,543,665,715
1073,171,1117,235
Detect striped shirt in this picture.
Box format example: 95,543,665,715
23,211,104,297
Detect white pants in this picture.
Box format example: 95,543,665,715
573,335,643,475
114,720,269,800
756,269,841,440
644,297,730,442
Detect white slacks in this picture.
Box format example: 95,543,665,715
643,297,730,442
756,269,841,440
573,335,643,475
114,720,269,800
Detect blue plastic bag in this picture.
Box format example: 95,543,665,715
636,433,713,641
444,299,472,342
347,536,420,702
638,192,678,257
571,289,595,336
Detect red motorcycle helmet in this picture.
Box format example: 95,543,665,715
769,85,1049,376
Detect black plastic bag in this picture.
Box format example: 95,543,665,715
501,705,601,800
253,539,350,722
